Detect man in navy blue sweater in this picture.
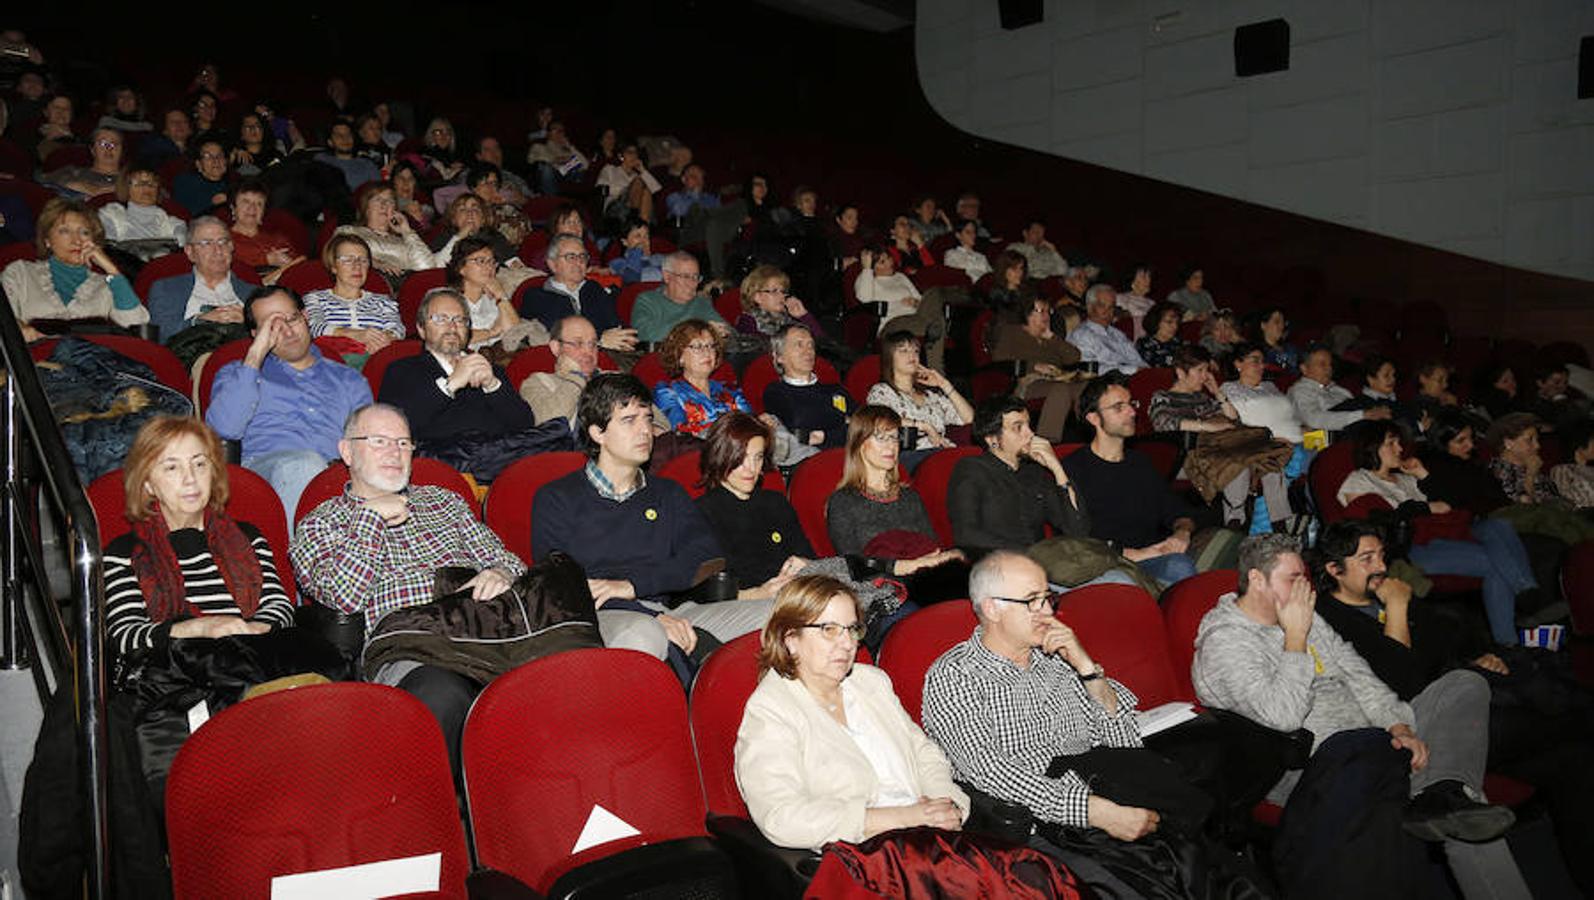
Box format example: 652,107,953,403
531,374,771,658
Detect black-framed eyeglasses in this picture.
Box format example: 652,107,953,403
990,592,1059,614
800,622,866,641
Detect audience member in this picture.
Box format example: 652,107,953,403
335,181,442,277
1191,535,1525,897
1006,218,1066,280
761,323,850,451
43,127,124,197
227,181,301,276
947,396,1091,560
292,403,524,771
989,295,1085,442
1288,344,1391,434
1336,420,1543,645
103,416,294,660
652,319,751,437
532,373,770,659
1222,343,1307,443
377,288,558,480
857,246,947,370
303,234,404,353
942,219,991,282
1064,375,1201,587
2,198,148,343
207,286,372,522
518,234,632,348
145,217,251,341
1166,266,1214,319
736,576,968,849
1133,301,1183,367
172,140,231,216
631,251,725,344
1066,284,1147,375
1116,266,1155,338
97,166,187,255
866,330,972,457
694,414,815,597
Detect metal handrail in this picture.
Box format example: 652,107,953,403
0,308,110,900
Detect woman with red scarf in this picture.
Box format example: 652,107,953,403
102,417,294,658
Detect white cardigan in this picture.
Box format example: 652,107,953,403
734,664,970,850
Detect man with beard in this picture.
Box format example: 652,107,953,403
292,402,524,773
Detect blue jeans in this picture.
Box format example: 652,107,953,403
244,449,333,536
1408,517,1536,645
1137,552,1198,588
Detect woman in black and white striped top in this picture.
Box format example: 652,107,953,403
101,416,294,658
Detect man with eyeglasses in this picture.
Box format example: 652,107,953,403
924,551,1163,852
630,250,727,344
146,216,253,340
1063,374,1205,588
518,315,670,432
1066,284,1147,376
207,285,372,528
378,289,568,481
293,402,526,775
518,234,633,352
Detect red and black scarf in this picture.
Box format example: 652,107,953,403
128,506,262,623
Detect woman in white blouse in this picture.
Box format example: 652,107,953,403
1220,343,1306,443
735,576,969,850
866,331,972,460
942,219,991,283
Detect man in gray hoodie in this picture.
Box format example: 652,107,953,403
1192,534,1526,897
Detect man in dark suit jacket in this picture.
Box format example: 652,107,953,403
378,288,548,480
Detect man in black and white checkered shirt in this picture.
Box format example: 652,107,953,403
922,550,1161,841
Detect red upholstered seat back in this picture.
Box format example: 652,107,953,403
165,683,469,899
483,451,587,564
463,649,707,893
912,446,983,546
876,602,978,725
843,354,881,407
29,334,193,397
89,464,297,603
787,447,846,556
362,339,423,397
689,632,874,819
1055,584,1182,709
1158,569,1238,701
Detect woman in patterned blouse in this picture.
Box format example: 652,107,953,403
652,319,751,437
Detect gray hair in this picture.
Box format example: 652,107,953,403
1085,284,1116,309
545,233,585,267
769,322,812,375
417,286,466,327
967,550,1036,620
342,403,410,439
186,215,227,244
661,250,697,274
1236,533,1301,595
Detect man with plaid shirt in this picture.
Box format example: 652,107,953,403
922,551,1159,840
292,402,524,774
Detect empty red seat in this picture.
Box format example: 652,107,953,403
483,451,588,564
166,684,472,899
463,649,736,895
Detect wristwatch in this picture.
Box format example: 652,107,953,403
1078,663,1105,682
